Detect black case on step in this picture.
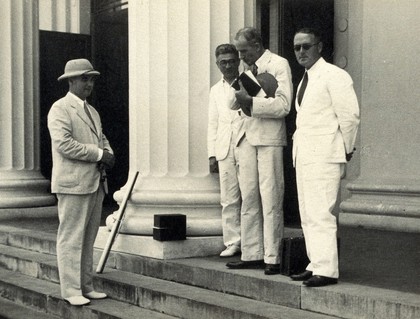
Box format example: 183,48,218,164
280,237,341,276
153,214,186,241
280,237,309,276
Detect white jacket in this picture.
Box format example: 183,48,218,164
207,78,243,160
293,58,360,165
48,92,113,194
236,50,293,147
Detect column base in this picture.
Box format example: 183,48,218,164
340,178,420,233
0,205,58,220
0,171,56,208
110,174,222,236
106,214,222,236
94,226,224,259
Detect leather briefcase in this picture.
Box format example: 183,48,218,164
280,237,309,276
280,237,341,275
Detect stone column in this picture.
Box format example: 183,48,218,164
39,0,90,34
0,0,56,209
340,0,420,233
336,0,420,282
95,0,255,259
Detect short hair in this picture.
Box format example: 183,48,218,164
215,43,239,58
234,27,263,46
295,28,322,43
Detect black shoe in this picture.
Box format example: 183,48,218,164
264,263,280,275
226,260,265,269
303,275,338,287
290,270,313,281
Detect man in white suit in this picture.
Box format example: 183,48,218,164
291,28,360,287
226,27,293,275
208,44,242,257
48,59,115,305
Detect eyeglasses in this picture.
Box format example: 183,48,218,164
218,59,238,67
293,43,319,52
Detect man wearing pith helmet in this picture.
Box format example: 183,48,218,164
48,58,115,306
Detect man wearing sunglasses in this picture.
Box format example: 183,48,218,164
291,28,360,287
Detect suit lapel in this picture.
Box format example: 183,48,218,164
67,94,99,138
85,102,100,136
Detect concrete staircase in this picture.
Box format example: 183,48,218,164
0,223,419,319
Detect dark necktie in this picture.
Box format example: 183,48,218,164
297,71,308,105
84,102,96,131
249,64,258,76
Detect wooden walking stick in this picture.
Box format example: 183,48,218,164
96,171,139,274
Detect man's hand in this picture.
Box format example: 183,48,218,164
209,156,219,174
101,150,115,170
234,81,252,116
230,100,241,111
346,148,356,162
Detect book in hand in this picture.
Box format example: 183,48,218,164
231,70,267,116
231,70,266,97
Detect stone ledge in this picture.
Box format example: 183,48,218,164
0,206,58,221
94,226,224,259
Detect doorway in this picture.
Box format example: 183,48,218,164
258,0,335,226
39,31,92,183
39,3,129,208
91,3,129,206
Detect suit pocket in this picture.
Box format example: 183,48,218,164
57,175,78,188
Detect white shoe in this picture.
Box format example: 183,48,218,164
64,296,90,306
220,245,241,257
84,291,107,299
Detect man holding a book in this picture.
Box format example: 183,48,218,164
226,27,293,275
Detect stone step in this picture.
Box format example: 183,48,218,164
100,269,337,319
97,251,420,319
0,225,300,306
0,296,61,319
0,244,337,319
1,225,420,319
0,224,57,255
0,243,60,284
0,267,177,319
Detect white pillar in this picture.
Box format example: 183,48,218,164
0,0,56,209
96,0,256,259
340,0,420,233
38,0,91,34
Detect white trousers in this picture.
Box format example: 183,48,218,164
295,159,342,278
56,186,104,298
237,137,284,264
218,142,241,248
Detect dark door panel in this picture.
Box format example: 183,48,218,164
39,31,91,182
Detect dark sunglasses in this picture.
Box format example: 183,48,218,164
294,42,319,52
